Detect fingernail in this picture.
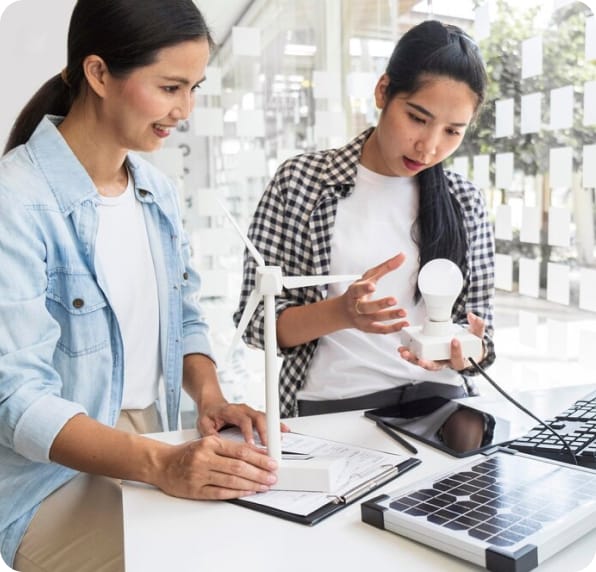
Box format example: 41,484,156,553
267,474,277,484
268,459,278,470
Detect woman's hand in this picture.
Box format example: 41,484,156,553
340,253,409,334
398,312,485,372
183,354,289,447
449,312,485,371
154,435,278,500
198,400,290,447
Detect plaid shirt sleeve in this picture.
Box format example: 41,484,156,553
447,170,496,372
232,152,346,417
233,166,316,355
233,132,371,417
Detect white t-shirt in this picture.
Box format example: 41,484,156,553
298,164,461,401
95,175,161,409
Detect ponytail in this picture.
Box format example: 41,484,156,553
3,74,72,154
414,163,468,301
383,20,484,299
3,0,213,156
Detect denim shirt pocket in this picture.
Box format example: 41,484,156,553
46,270,110,357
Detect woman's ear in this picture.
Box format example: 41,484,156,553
374,74,390,109
82,55,110,98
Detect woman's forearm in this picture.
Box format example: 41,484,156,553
276,296,350,348
49,413,169,486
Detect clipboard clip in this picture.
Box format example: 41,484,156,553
281,451,314,460
338,465,398,504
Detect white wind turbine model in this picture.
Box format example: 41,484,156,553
219,201,359,491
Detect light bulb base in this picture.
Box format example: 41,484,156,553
422,318,455,337
401,323,482,362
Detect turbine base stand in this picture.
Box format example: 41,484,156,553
272,456,347,492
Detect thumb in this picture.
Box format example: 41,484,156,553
467,312,485,337
198,416,218,437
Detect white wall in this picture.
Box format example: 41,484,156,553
0,0,250,151
0,0,75,150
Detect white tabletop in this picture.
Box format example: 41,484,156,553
122,385,596,572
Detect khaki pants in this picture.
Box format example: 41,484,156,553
13,406,162,572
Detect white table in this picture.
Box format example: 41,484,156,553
122,385,596,572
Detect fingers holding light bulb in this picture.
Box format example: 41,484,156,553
398,313,485,372
397,346,449,371
449,312,486,371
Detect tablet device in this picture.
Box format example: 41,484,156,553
365,396,523,458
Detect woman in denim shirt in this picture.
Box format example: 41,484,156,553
0,1,278,571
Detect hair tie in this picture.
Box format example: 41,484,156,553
60,68,70,87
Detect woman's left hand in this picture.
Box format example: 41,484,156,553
197,401,290,446
398,312,485,372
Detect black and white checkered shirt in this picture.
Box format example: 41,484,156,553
234,129,495,418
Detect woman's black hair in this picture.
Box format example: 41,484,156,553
4,0,213,154
384,20,487,298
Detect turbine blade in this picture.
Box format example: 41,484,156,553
282,274,360,289
226,289,261,362
216,199,265,267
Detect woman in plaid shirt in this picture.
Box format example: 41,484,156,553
235,20,495,421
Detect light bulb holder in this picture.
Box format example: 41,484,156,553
401,323,482,362
422,318,455,337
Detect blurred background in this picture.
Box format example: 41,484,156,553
2,0,596,423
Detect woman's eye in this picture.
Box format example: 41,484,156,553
162,86,179,93
408,113,425,124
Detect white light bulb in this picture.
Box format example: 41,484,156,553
400,258,481,361
418,259,463,323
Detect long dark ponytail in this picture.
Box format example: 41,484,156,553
384,20,487,297
4,0,213,154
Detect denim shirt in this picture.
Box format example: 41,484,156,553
0,116,214,566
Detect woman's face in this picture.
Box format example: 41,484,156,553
362,74,478,177
100,38,210,153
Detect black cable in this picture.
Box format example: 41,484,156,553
468,358,578,466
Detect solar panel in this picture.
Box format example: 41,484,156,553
362,450,596,572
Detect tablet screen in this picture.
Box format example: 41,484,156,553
365,396,524,458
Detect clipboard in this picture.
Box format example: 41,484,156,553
224,430,421,525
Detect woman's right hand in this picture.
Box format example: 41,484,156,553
154,435,278,500
340,252,409,334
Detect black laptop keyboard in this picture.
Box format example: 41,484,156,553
387,453,596,548
507,388,596,469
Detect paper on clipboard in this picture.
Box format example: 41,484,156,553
221,429,419,520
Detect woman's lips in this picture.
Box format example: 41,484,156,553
153,124,173,138
403,156,426,172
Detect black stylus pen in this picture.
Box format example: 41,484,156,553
375,419,418,455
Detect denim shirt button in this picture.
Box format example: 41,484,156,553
183,272,189,280
72,298,84,309
139,189,148,197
